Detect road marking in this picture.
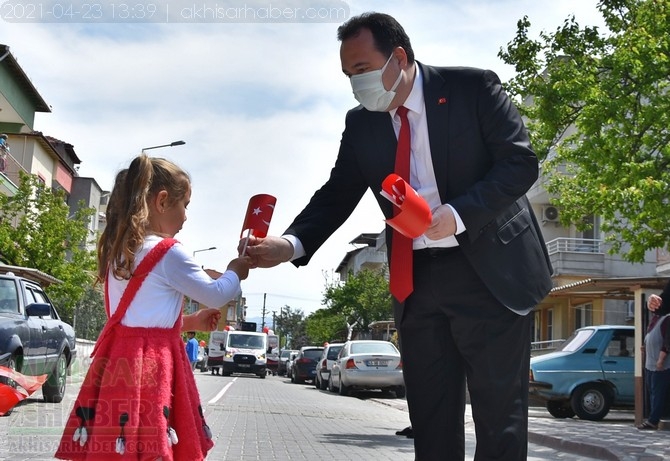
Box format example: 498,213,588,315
208,377,236,405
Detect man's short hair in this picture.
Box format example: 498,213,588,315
337,12,415,64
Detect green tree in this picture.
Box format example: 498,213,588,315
304,308,348,345
72,285,106,340
320,268,392,338
0,172,97,322
275,305,308,349
498,0,670,262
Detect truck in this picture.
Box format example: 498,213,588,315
206,329,268,378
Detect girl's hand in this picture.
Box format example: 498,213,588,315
183,308,221,332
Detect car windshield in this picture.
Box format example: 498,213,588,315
280,350,293,359
557,329,596,352
230,335,264,349
0,279,18,313
350,342,397,355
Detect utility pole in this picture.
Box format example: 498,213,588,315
261,293,267,330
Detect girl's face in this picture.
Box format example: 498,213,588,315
155,186,191,237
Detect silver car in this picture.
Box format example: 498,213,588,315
329,340,405,398
314,343,344,390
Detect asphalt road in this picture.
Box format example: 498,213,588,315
0,368,606,460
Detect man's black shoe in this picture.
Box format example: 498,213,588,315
396,426,412,436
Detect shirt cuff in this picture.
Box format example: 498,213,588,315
446,204,466,235
281,234,306,261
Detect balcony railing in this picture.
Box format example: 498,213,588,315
0,150,28,193
545,238,603,255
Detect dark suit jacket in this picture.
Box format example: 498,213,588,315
285,62,553,314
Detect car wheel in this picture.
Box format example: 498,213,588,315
546,400,575,419
319,375,328,391
258,372,266,379
570,383,612,421
314,375,320,389
294,374,304,384
43,352,67,403
338,374,349,396
0,353,19,388
394,386,406,399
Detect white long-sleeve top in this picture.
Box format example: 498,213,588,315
107,235,241,328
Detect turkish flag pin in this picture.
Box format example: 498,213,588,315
438,97,447,104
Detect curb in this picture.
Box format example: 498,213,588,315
527,432,620,461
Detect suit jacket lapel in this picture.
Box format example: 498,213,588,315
419,62,450,203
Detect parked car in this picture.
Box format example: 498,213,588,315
285,351,299,380
278,349,298,376
329,340,405,398
529,325,634,421
196,345,208,372
315,343,344,390
291,346,324,384
0,265,76,403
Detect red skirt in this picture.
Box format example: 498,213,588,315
55,324,214,461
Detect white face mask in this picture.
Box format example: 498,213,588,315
350,53,403,112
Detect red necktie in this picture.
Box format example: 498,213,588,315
390,106,413,302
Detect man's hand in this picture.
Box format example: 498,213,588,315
425,205,457,240
238,235,294,268
648,294,663,312
183,308,221,332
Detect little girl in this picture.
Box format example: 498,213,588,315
56,153,250,460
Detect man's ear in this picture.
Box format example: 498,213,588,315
394,46,409,70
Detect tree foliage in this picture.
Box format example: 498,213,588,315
0,172,98,322
275,305,308,349
318,268,392,337
498,0,670,261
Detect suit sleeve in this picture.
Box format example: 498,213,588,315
448,69,539,242
284,110,370,266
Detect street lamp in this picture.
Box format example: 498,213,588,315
142,140,186,152
193,246,217,257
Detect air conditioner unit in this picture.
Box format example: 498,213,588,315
542,205,560,223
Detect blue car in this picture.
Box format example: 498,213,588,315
529,325,634,421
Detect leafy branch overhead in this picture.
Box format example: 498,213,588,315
498,0,670,262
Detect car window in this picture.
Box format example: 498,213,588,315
25,285,56,319
303,349,323,360
350,342,398,355
0,279,18,313
557,329,595,352
327,346,343,360
605,332,634,358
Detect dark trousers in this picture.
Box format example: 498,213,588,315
645,368,670,424
397,248,531,461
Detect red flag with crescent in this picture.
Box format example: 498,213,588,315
241,194,277,238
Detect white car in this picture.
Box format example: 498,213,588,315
329,340,405,398
315,343,344,390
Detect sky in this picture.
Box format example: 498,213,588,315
1,0,606,320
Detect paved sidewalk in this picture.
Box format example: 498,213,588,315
374,398,669,461
526,408,668,461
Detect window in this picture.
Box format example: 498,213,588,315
575,303,593,330
546,309,554,341
605,331,634,358
0,279,18,313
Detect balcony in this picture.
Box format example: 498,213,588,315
0,151,26,196
545,238,606,276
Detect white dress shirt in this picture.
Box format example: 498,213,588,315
287,64,465,260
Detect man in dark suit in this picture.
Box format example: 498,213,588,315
242,12,553,461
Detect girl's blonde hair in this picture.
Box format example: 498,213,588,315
97,153,190,281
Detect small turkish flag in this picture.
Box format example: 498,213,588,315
241,194,277,238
